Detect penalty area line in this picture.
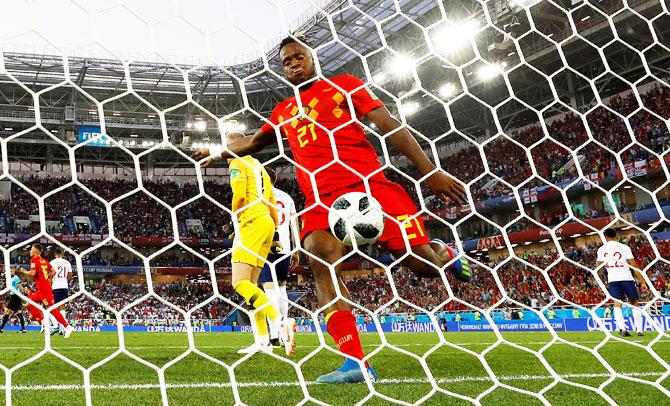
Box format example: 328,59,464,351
1,371,663,391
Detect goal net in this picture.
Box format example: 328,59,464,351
1,0,669,404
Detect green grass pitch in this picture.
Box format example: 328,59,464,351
0,330,668,405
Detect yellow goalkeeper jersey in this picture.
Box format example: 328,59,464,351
229,156,277,225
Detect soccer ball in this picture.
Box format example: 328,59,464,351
328,192,385,247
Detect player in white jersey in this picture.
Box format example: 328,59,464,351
258,168,299,348
50,247,73,331
596,228,648,337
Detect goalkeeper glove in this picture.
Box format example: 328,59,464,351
270,231,283,254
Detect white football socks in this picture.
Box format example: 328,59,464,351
279,285,289,318
613,307,626,332
632,307,644,333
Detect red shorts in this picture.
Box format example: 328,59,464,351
29,290,55,307
301,180,429,250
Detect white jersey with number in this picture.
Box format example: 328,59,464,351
273,187,296,255
596,241,635,282
50,258,72,290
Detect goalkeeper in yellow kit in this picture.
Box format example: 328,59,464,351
220,132,296,356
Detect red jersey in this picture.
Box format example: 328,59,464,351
30,255,53,294
260,74,385,203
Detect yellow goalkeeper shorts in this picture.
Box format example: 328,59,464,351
232,215,275,268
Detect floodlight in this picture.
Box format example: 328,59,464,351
391,54,415,76
477,63,504,80
373,72,386,84
194,121,207,131
438,83,456,98
401,101,419,116
435,20,479,52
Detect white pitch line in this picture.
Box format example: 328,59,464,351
0,371,663,391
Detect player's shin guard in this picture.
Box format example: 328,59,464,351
254,311,270,344
235,280,280,321
17,313,25,330
0,315,8,330
613,307,626,332
326,310,368,367
632,307,644,333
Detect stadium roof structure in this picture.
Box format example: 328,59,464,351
3,0,669,173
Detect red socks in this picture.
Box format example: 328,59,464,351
51,310,68,328
326,310,368,366
26,293,68,327
26,306,68,327
26,304,43,323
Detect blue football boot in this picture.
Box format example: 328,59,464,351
316,358,379,384
431,239,473,282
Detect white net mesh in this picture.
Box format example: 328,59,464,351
0,0,669,404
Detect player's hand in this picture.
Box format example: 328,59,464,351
191,148,215,168
270,240,283,255
426,171,467,205
291,252,300,266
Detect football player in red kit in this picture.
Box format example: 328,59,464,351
193,36,472,383
19,243,74,338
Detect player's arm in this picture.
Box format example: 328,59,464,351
268,192,279,226
595,248,607,282
47,261,55,282
230,163,247,219
628,258,648,290
285,198,301,265
365,106,466,204
290,214,301,265
19,266,36,278
595,260,605,282
68,267,73,282
191,130,276,167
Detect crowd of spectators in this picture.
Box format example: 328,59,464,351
62,279,238,326
0,174,302,243
437,82,669,196
291,238,670,318
5,235,668,325
1,80,667,241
